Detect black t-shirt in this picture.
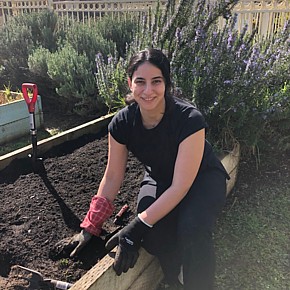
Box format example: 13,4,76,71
108,96,226,185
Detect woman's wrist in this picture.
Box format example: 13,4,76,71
138,213,153,228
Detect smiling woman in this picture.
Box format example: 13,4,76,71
53,48,230,290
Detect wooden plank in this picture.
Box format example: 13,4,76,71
0,113,114,171
127,257,163,290
220,142,241,195
70,247,159,290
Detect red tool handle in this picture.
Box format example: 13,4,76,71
22,83,38,113
113,204,129,225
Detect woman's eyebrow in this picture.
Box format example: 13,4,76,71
134,76,163,81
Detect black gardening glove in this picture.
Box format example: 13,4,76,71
105,216,151,276
52,229,92,258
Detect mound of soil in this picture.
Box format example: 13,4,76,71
0,122,289,289
0,133,143,289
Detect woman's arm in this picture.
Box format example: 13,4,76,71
97,133,128,202
139,128,205,225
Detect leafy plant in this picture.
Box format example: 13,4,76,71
95,52,128,113
95,0,289,155
47,43,98,115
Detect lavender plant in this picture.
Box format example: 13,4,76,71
171,15,290,152
94,0,290,153
95,52,128,113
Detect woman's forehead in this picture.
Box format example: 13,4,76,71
133,62,163,78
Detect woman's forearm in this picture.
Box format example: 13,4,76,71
139,184,189,225
97,173,124,202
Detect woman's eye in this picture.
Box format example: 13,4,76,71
153,79,162,84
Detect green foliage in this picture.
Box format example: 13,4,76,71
64,22,116,65
1,2,289,153
264,81,290,151
95,52,127,113
99,0,289,154
46,43,98,115
0,22,33,70
92,14,136,57
0,10,61,88
0,11,136,115
28,47,51,77
16,9,60,52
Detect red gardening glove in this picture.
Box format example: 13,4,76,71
80,195,114,235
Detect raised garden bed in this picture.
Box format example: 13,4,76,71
0,115,240,290
0,90,43,145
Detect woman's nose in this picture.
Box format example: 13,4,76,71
143,83,153,94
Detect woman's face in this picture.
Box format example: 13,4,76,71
128,61,166,113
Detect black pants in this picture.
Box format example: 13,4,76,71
137,168,227,290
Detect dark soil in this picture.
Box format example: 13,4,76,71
0,123,143,289
0,113,289,290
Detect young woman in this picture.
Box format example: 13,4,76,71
61,48,229,290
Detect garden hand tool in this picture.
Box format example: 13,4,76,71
113,203,129,225
22,83,43,172
16,265,73,289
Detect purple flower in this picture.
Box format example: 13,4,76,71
175,27,182,44
227,33,233,49
108,56,113,64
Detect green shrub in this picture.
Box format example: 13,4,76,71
0,10,61,89
171,15,290,152
28,47,51,77
93,13,136,57
47,43,99,115
19,9,60,52
0,21,33,86
264,81,290,151
64,22,116,64
0,11,136,116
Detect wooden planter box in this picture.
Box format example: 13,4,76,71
0,94,43,145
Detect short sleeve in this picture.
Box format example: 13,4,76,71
177,107,208,144
108,105,135,145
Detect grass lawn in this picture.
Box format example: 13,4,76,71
214,153,290,290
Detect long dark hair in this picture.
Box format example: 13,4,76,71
127,48,173,102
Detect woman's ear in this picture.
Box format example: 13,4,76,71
128,77,132,91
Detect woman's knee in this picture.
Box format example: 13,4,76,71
178,226,213,251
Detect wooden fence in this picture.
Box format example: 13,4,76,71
218,0,290,37
0,0,289,37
